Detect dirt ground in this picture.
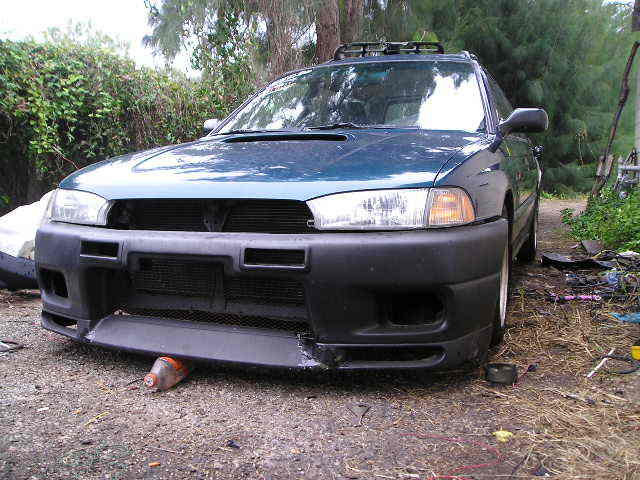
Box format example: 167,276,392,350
1,199,639,480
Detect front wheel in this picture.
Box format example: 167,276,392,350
517,202,538,263
491,210,511,347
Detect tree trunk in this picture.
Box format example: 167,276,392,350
591,41,640,199
635,1,640,156
316,0,340,63
636,53,640,155
342,0,364,44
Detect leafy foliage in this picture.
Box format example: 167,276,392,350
562,188,640,251
0,38,226,213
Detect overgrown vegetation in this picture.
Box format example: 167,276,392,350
0,36,229,214
562,188,640,251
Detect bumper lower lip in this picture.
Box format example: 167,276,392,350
42,311,492,370
36,218,507,370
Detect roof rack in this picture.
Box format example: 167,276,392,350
460,50,478,61
332,41,445,61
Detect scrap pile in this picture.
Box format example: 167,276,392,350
540,242,640,308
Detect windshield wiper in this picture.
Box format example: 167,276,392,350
307,123,419,130
212,129,295,136
306,122,368,130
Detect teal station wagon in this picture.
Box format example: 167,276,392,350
36,42,547,371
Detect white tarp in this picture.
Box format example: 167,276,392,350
0,191,53,259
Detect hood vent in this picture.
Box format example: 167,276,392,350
223,133,347,143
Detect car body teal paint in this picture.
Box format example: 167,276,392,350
60,129,482,201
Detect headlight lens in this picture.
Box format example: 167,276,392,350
307,188,474,230
47,189,111,225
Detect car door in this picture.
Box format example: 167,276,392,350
486,73,537,243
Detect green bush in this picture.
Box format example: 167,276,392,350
0,39,229,214
562,188,640,251
542,162,596,196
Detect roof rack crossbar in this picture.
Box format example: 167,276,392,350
333,41,445,61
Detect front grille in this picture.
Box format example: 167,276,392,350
124,200,207,231
123,309,311,334
132,258,216,297
109,199,315,234
223,201,314,234
225,277,305,306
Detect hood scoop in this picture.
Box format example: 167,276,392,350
223,133,347,143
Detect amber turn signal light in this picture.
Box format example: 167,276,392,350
428,188,475,227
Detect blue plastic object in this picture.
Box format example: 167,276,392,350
611,312,640,324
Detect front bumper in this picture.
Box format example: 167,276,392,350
36,219,507,370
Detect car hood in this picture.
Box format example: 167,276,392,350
60,130,485,201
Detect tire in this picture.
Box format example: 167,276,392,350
517,200,538,263
491,206,511,347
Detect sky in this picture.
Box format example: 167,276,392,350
0,0,194,73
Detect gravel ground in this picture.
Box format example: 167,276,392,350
1,199,639,480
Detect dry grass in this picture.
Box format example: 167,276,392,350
481,268,640,479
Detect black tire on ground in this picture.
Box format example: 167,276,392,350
517,200,538,263
490,205,511,347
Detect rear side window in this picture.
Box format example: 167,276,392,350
487,74,513,122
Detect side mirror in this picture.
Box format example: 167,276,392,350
498,108,548,135
203,118,221,134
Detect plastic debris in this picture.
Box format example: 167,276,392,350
581,240,604,256
631,342,640,361
541,252,597,269
596,354,640,375
550,294,602,302
587,348,615,378
348,403,371,427
618,250,640,261
533,465,552,476
148,461,161,467
0,192,53,259
0,192,54,290
492,430,514,443
485,363,518,385
0,339,25,353
226,440,240,449
143,356,191,391
611,312,640,324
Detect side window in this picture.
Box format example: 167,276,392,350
487,74,513,123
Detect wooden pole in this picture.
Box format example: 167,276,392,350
590,41,640,199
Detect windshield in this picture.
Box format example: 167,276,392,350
218,61,486,133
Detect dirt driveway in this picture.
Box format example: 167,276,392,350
1,199,639,479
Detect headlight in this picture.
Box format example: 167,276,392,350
47,189,112,225
307,188,474,230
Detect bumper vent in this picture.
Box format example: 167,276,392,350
130,257,305,307
244,248,305,266
132,258,216,297
123,309,310,334
109,199,314,234
225,276,305,306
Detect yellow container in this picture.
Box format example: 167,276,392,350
632,344,640,361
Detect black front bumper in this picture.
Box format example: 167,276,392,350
36,219,507,370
